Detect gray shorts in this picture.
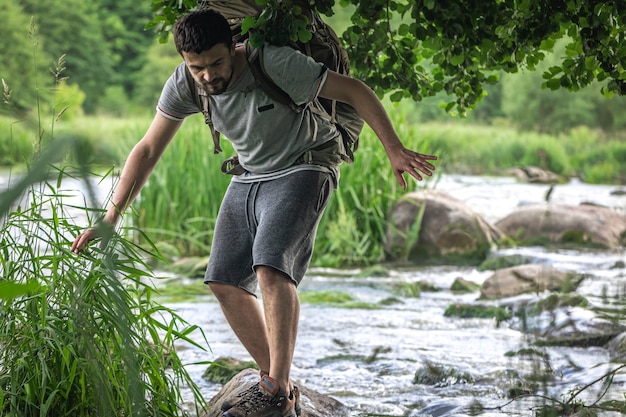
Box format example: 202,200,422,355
204,170,335,295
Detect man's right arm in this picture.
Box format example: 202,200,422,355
71,113,182,253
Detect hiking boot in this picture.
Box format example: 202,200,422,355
222,375,297,417
220,370,268,413
221,374,301,416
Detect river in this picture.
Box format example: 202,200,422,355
3,172,625,416
164,175,626,417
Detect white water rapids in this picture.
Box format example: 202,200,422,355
167,175,626,417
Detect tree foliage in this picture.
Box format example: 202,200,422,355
3,0,154,114
148,0,626,114
3,0,624,126
0,2,49,112
18,0,115,112
97,0,155,95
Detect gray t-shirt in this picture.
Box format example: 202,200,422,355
157,44,341,182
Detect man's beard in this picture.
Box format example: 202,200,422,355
202,66,234,95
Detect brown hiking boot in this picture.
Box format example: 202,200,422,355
221,373,301,416
222,375,296,417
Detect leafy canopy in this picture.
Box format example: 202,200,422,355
148,0,626,114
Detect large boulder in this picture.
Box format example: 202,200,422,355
384,190,503,265
202,368,350,417
495,203,626,248
480,264,569,299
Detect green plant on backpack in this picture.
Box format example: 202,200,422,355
241,0,312,46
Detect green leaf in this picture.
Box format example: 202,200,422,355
298,28,313,43
584,56,597,71
241,16,256,35
389,90,404,102
0,281,41,301
449,54,465,66
545,78,562,90
249,32,265,47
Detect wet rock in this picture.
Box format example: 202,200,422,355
417,399,465,417
607,332,626,362
203,368,350,417
202,357,258,384
506,166,564,184
450,277,481,293
480,264,569,299
525,293,589,314
611,260,625,269
478,254,532,271
495,203,626,249
513,307,626,347
413,361,473,387
384,190,504,265
444,302,512,322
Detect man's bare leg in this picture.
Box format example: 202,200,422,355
256,265,300,394
208,282,271,373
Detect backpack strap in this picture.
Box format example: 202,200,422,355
245,40,337,137
244,41,305,113
183,65,223,154
244,40,358,163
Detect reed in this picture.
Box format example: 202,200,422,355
1,32,208,414
131,111,435,266
6,104,624,267
133,115,233,256
0,148,209,417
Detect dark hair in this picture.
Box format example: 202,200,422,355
173,9,232,55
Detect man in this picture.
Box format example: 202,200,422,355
71,8,437,417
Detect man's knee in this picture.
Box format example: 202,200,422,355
256,266,296,289
207,281,250,302
256,265,287,280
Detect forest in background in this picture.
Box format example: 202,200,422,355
2,0,626,134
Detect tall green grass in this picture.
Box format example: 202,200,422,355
1,28,208,414
131,111,436,266
129,106,626,266
4,105,625,266
132,115,233,258
1,147,209,416
314,115,435,266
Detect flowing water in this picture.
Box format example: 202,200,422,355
3,171,625,416
166,175,626,416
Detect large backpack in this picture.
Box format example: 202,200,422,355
188,1,364,174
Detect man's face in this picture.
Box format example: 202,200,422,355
183,42,235,95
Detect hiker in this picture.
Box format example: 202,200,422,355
71,8,437,417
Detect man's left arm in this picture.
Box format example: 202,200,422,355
319,71,438,189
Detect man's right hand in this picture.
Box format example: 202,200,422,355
70,222,115,254
70,228,100,254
